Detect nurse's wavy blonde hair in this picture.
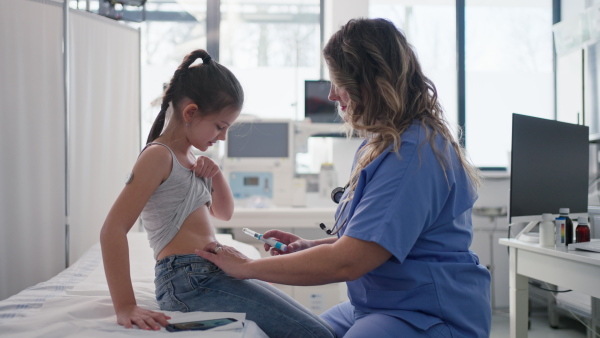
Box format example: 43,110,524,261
323,18,480,197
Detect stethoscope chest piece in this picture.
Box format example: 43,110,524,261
331,182,349,204
331,186,345,204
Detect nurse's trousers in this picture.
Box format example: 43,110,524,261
321,301,451,337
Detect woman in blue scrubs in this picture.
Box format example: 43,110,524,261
197,18,491,337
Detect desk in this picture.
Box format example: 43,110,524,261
212,207,336,229
498,238,600,337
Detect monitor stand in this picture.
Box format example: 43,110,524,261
514,221,540,243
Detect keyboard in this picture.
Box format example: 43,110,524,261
568,240,600,253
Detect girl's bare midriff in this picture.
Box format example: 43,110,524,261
156,204,217,261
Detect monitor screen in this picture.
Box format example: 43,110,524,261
226,122,289,158
305,80,339,123
509,114,589,222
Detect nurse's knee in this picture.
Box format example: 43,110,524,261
320,302,354,338
344,314,430,338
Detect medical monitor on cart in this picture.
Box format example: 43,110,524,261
509,114,589,226
223,120,295,206
226,122,289,158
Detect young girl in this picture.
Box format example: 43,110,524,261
100,49,335,337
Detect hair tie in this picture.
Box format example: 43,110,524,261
203,55,212,64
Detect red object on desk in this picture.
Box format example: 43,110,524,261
576,223,590,243
576,216,591,243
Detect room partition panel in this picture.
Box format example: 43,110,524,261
0,0,66,301
68,10,140,265
0,0,140,300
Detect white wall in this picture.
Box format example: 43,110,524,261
471,175,511,309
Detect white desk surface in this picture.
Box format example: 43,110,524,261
212,207,337,229
498,238,600,337
499,238,600,270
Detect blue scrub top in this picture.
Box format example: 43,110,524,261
335,122,491,337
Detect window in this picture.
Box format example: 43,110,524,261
137,0,555,169
219,0,322,120
369,0,458,136
140,0,208,145
465,0,553,168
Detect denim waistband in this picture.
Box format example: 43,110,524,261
155,254,215,271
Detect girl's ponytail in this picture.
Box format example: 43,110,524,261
146,49,243,144
146,51,207,144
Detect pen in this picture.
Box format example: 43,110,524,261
242,228,288,252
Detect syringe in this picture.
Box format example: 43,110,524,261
242,228,288,252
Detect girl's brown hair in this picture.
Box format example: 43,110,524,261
147,49,244,144
323,18,480,196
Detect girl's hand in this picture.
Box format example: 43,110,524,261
116,304,171,330
192,156,220,178
262,230,313,255
195,242,253,279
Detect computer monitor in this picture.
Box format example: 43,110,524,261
305,80,339,123
509,114,589,223
226,122,289,158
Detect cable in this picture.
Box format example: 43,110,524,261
528,281,571,293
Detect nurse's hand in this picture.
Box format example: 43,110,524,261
195,242,254,279
262,230,313,255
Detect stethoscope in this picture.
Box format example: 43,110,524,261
319,182,350,236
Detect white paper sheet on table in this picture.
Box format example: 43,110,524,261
0,294,249,337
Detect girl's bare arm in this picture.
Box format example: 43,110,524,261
100,146,171,330
208,171,234,220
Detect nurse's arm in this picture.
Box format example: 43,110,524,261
201,235,392,285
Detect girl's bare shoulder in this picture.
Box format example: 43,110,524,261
132,144,173,182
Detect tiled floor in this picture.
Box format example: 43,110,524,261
490,308,588,338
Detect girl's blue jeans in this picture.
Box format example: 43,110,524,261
155,254,336,338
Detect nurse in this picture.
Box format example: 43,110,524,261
196,18,491,337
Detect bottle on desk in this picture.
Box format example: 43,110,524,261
539,213,555,247
559,208,574,245
555,214,566,247
576,216,591,243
